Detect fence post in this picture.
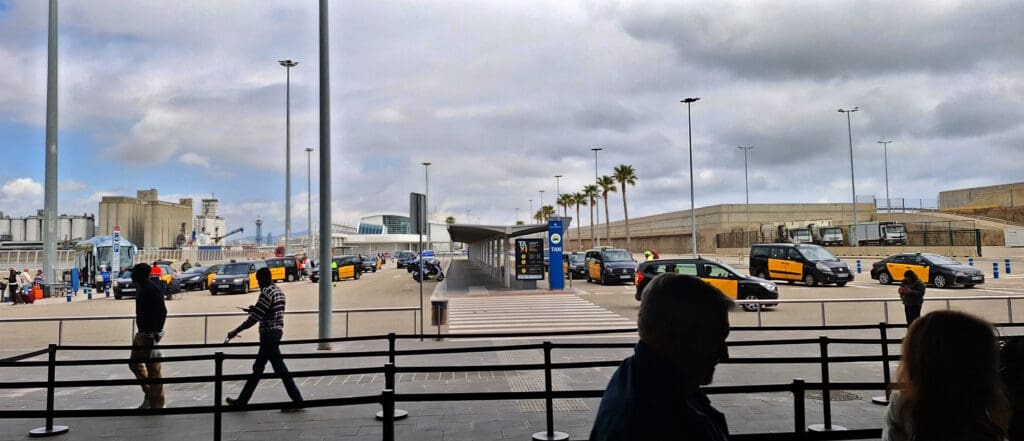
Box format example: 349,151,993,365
793,378,806,433
382,388,396,441
28,344,69,437
1009,298,1014,324
872,323,892,405
376,337,408,421
214,352,224,441
204,316,209,345
57,320,63,346
532,341,569,441
808,336,846,432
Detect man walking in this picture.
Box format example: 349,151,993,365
591,273,734,440
129,263,167,409
225,267,304,411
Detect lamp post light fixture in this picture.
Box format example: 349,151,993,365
681,97,700,258
877,140,893,217
839,107,859,247
422,162,431,246
305,147,314,260
590,147,603,246
554,175,563,217
279,59,299,255
737,146,754,246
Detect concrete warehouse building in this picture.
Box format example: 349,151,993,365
98,189,193,249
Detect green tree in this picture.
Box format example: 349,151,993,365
541,205,556,220
582,185,599,248
444,216,456,224
613,164,638,250
572,192,587,250
597,175,617,246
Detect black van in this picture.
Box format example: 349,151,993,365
749,243,853,287
264,256,299,282
584,247,637,285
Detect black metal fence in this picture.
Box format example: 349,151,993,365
6,323,1020,440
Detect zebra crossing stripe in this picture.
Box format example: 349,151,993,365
447,294,635,334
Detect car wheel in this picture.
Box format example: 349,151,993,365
209,289,217,296
372,268,377,273
200,281,207,291
437,273,444,282
287,274,295,282
354,271,361,280
878,271,892,285
114,293,122,300
742,295,759,312
243,283,250,294
835,282,848,287
804,274,817,287
933,274,948,289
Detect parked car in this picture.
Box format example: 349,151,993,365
749,243,853,287
264,256,300,282
396,251,417,269
634,258,779,311
112,268,180,299
210,261,265,295
310,255,362,282
870,253,985,288
584,247,637,285
178,266,211,291
359,255,380,273
563,252,587,279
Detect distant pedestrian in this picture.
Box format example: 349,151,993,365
898,270,926,324
882,310,1008,441
34,269,44,286
6,268,20,304
181,259,192,272
129,263,167,409
101,266,111,291
19,269,33,292
590,274,733,440
643,250,653,261
225,267,304,411
651,249,660,259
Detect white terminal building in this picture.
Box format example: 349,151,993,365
333,213,454,255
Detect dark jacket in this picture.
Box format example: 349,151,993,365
134,280,167,334
590,341,729,441
899,279,926,306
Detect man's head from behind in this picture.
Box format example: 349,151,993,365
638,273,734,389
131,263,151,285
256,267,272,288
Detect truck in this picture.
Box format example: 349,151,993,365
851,221,907,246
760,220,838,244
799,219,845,246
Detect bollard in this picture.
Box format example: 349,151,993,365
994,262,1000,279
28,344,70,437
375,355,408,420
808,336,847,432
856,260,862,274
86,285,92,300
382,389,396,441
793,378,807,433
66,290,71,303
969,257,974,267
532,341,570,441
1006,259,1013,274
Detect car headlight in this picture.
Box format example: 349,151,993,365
954,272,966,277
233,278,245,283
816,263,831,272
112,281,119,288
605,267,614,274
759,281,777,291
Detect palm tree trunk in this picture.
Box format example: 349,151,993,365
589,200,595,249
575,202,582,250
621,186,631,251
603,194,612,246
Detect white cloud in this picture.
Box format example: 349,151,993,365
2,178,43,197
0,178,44,217
178,152,212,169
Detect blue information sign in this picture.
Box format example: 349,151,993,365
548,219,564,290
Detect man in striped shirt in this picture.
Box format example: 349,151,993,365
225,267,304,411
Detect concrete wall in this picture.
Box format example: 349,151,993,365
939,182,1024,209
717,245,980,258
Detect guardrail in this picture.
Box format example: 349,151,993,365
0,307,420,346
738,294,1024,327
4,323,1022,440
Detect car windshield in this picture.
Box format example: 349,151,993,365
603,250,633,262
398,252,415,258
925,254,961,265
118,270,133,279
183,267,205,274
798,245,839,262
218,263,250,275
567,254,585,264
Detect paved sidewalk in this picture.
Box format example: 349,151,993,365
0,332,892,440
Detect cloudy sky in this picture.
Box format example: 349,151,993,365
1,0,1022,239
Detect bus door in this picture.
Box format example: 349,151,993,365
700,263,738,299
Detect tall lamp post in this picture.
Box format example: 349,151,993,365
839,107,859,247
529,199,534,223
737,146,754,246
279,59,299,254
422,162,431,247
877,140,893,217
681,97,700,258
590,147,603,246
539,190,545,216
554,175,562,217
305,147,314,260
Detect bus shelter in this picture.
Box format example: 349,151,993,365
447,218,571,289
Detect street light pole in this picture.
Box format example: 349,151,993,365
681,97,700,258
422,162,431,247
539,190,545,217
305,147,314,260
554,175,562,217
839,107,860,247
737,146,754,246
315,0,331,350
529,199,534,223
279,59,299,255
878,140,893,218
591,147,603,246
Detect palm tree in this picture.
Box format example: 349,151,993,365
444,216,456,224
571,192,587,250
557,193,575,218
613,164,638,250
541,205,556,220
597,175,617,246
582,185,599,248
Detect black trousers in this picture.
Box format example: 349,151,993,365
236,329,303,404
904,304,922,325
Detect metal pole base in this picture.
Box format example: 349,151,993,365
808,424,847,432
871,396,889,405
532,431,569,441
375,409,408,421
29,425,69,437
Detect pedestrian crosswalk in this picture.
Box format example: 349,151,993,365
447,294,636,335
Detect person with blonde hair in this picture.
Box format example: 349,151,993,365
883,310,1009,441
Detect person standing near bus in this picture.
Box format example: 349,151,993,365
129,263,167,409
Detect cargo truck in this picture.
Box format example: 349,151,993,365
851,221,907,246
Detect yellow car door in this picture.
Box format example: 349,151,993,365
338,262,355,279
588,260,601,280
768,256,802,280
270,264,285,282
701,263,739,299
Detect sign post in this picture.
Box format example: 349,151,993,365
515,238,545,290
548,219,564,290
410,193,426,337
112,226,121,275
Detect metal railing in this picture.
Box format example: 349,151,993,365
0,307,420,346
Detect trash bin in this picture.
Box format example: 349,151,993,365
431,299,449,326
43,283,64,299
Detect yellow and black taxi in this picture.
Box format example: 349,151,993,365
563,252,587,279
210,260,265,295
359,255,381,273
749,243,853,287
310,255,362,282
584,247,637,285
870,253,984,288
634,258,779,311
264,256,299,282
